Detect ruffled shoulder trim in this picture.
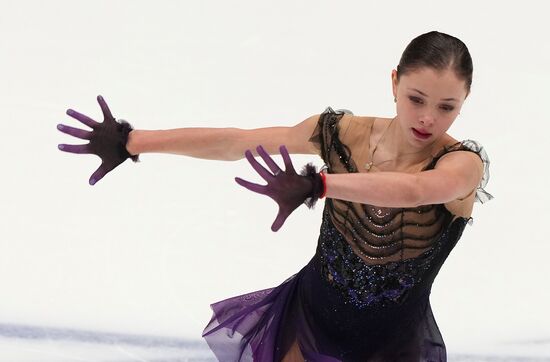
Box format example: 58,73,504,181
428,139,494,205
332,107,354,115
308,106,355,172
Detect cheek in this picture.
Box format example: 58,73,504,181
397,102,416,116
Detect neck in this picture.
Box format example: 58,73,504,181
385,116,437,163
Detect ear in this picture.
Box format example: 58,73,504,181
391,69,398,99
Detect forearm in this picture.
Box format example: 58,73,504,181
323,172,422,208
126,128,241,161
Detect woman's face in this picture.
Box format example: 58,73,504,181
391,67,468,147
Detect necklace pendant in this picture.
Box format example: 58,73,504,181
365,161,373,171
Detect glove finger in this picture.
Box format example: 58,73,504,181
57,124,92,140
58,143,91,154
256,145,282,175
97,95,114,121
271,208,290,232
279,145,296,174
66,109,99,129
244,149,275,182
89,162,116,185
234,176,268,195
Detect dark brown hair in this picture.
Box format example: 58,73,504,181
396,31,473,95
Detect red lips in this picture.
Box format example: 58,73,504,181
414,128,431,135
412,128,432,140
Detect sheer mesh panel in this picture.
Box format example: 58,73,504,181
308,107,492,266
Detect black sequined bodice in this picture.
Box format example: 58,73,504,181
316,204,469,309
306,107,493,312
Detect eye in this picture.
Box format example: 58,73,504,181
409,96,455,112
409,96,422,104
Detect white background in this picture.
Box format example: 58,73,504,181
1,0,549,358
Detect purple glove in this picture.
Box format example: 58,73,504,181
235,145,325,232
57,95,139,185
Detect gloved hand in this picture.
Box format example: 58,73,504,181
57,95,139,185
235,145,326,232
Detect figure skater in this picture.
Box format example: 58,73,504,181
57,30,493,361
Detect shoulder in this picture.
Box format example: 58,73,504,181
433,138,485,184
341,113,377,127
320,107,379,125
321,109,377,135
436,148,484,172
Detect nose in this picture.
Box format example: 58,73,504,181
419,113,436,127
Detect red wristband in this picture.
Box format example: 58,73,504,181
319,171,327,199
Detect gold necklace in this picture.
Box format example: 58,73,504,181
362,117,434,172
363,117,395,171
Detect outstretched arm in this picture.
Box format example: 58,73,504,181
58,95,320,185
323,151,484,207
126,113,320,161
235,145,483,231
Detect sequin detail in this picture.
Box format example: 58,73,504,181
308,107,493,256
317,207,465,309
308,106,490,309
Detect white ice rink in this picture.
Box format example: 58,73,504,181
0,323,549,361
1,0,549,360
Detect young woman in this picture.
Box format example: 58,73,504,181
58,31,492,361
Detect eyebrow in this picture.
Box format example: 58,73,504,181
408,88,458,102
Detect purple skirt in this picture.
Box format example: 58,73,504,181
202,253,446,361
